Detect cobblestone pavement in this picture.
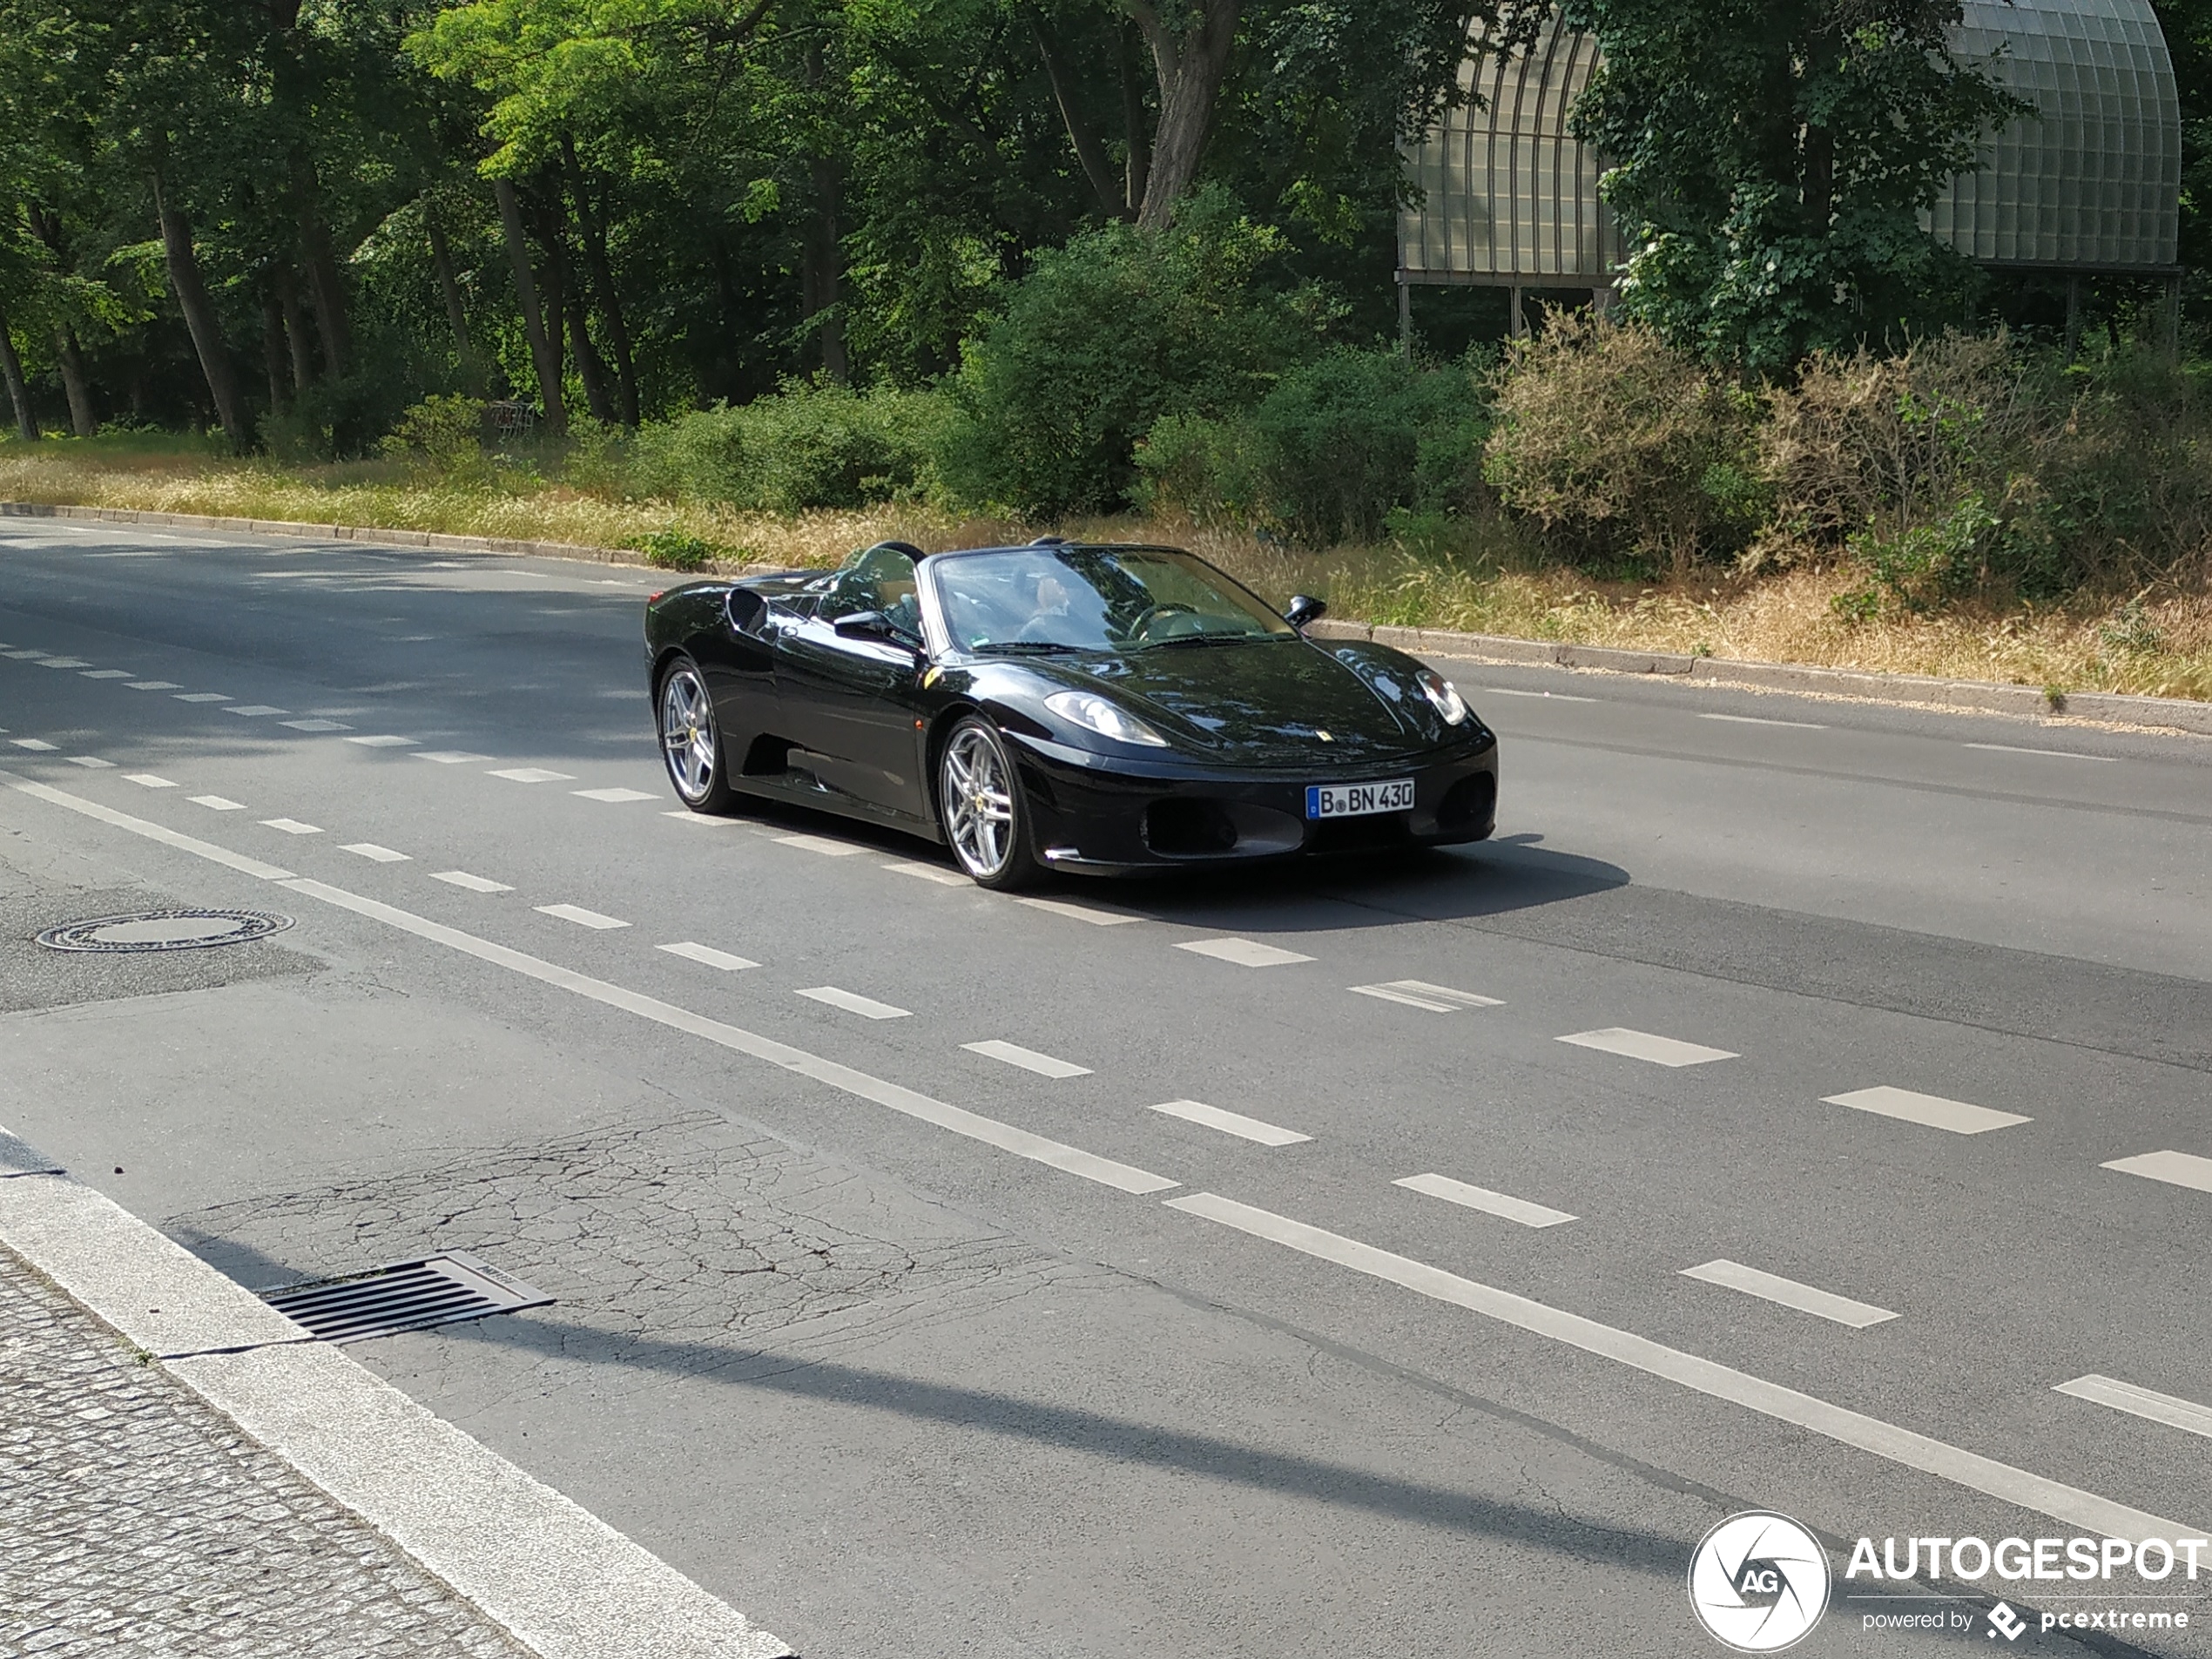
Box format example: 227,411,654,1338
0,1230,527,1659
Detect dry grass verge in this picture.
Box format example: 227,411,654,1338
4,441,2208,703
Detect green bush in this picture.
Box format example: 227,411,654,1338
1135,347,1491,545
1480,314,1767,570
377,395,491,478
639,529,715,571
631,378,942,511
935,187,1335,518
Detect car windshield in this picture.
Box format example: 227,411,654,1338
933,546,1294,655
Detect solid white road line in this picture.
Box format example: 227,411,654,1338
1964,743,2115,761
797,986,911,1020
1163,1190,2194,1542
2101,1150,2212,1194
431,870,513,894
65,757,115,769
962,1039,1091,1079
489,767,576,784
881,860,968,885
1351,981,1501,1012
1150,1100,1310,1146
1479,686,1598,703
1558,1028,1738,1067
415,751,491,764
774,833,862,856
1175,937,1314,968
124,774,177,789
1394,1172,1574,1228
225,705,287,717
281,718,352,732
341,843,410,863
126,681,182,691
1699,712,1825,730
174,692,232,703
8,738,57,752
1015,896,1142,926
189,794,246,812
658,941,759,972
536,903,630,931
572,787,658,803
345,734,417,747
1680,1260,1898,1328
2055,1376,2212,1442
0,772,293,881
260,819,323,836
1824,1085,2030,1136
268,879,1174,1197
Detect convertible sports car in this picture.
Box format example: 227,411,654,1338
642,538,1499,888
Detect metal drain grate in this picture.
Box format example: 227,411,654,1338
37,908,293,954
260,1251,552,1343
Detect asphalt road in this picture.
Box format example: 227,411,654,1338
3,518,2209,1659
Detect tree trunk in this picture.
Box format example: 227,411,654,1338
153,175,250,451
52,326,97,437
297,191,352,380
1127,0,1240,229
563,139,639,425
1033,16,1130,219
273,265,314,389
261,291,292,414
564,283,617,424
0,307,37,442
802,157,847,382
425,212,479,382
1119,22,1151,214
493,177,567,436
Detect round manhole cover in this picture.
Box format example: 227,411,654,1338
36,909,294,954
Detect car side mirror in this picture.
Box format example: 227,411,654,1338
1285,594,1327,630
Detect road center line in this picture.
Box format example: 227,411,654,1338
0,772,294,880
1163,1190,2195,1542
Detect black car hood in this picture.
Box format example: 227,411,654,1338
1047,638,1428,764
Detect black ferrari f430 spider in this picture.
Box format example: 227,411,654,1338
643,538,1499,887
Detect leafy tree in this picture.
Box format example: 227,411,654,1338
1565,0,2028,371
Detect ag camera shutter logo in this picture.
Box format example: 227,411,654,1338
1689,1512,1833,1651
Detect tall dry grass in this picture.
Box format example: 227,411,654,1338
3,439,2209,702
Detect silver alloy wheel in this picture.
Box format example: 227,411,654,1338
658,665,718,803
941,724,1016,877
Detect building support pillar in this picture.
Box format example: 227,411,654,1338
1397,273,1413,354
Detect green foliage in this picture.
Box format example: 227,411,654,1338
1135,345,1491,544
935,189,1337,517
378,395,490,476
631,379,943,512
639,528,713,571
1831,491,2000,618
1481,314,1768,569
1565,0,2029,370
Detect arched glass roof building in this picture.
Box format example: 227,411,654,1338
1398,0,2184,319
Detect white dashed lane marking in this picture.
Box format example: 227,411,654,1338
881,860,968,885
260,819,323,836
189,795,246,812
664,810,741,827
1149,1100,1310,1146
1395,1172,1575,1228
1680,1260,1897,1328
174,693,231,703
0,650,48,660
127,681,181,691
1478,685,1598,703
341,843,410,863
1964,743,2116,762
36,658,90,669
1699,712,1825,730
573,787,658,803
536,903,630,931
1175,937,1313,968
489,767,576,784
963,1039,1090,1078
1351,981,1501,1012
346,734,417,747
658,941,759,972
78,669,133,680
7,739,57,752
1015,896,1142,926
2055,1376,2212,1442
431,870,513,893
65,757,115,769
225,705,287,717
775,833,862,857
796,986,911,1020
2101,1150,2212,1194
282,718,352,732
1824,1085,2029,1136
124,774,176,789
415,751,491,765
1558,1028,1737,1068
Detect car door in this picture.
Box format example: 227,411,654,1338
772,550,929,820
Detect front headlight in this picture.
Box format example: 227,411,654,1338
1418,669,1470,725
1044,691,1169,747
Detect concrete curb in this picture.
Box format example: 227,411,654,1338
8,497,2208,737
0,1143,792,1659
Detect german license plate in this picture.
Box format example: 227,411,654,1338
1305,778,1415,819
